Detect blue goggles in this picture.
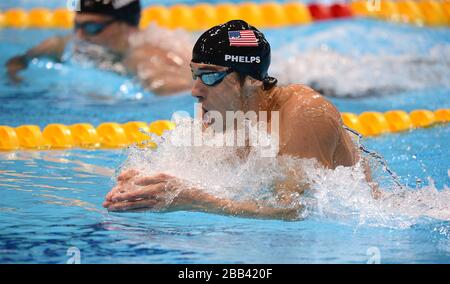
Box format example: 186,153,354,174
191,69,234,87
74,19,116,36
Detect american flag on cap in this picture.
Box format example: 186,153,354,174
228,30,259,47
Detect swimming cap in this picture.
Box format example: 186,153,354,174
192,20,277,90
77,0,141,27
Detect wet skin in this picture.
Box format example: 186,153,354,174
5,13,192,95
103,62,368,220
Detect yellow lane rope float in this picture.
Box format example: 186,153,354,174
351,0,449,26
0,120,175,151
341,108,450,137
0,109,449,151
0,1,448,30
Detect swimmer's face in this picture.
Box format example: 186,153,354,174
190,62,245,126
74,13,134,53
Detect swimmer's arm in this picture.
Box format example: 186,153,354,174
132,187,300,220
337,127,382,199
125,47,192,95
137,65,192,96
104,172,301,220
358,153,382,199
140,74,193,96
6,35,70,82
174,188,301,221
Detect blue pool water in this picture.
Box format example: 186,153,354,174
1,5,450,263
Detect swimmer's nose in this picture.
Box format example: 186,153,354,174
191,79,207,100
75,29,84,40
75,30,92,42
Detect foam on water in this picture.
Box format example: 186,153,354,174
18,20,450,99
270,22,450,97
21,40,147,101
272,46,450,97
64,40,128,75
118,116,450,229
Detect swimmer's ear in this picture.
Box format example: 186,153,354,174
240,76,263,98
244,76,263,89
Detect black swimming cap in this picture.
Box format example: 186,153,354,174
192,20,277,90
77,0,141,27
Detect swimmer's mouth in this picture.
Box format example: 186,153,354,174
202,107,215,125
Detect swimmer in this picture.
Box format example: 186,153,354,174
103,20,376,219
5,0,192,95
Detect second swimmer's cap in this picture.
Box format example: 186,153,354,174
192,20,277,89
78,0,141,27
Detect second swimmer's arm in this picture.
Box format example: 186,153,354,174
6,35,70,82
124,46,193,95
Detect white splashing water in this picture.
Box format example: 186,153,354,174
63,40,128,75
269,20,450,97
118,117,450,229
271,45,450,97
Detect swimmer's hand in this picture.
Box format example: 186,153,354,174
103,170,194,212
6,55,28,83
103,169,302,220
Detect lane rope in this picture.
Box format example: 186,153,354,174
0,1,448,30
0,109,449,151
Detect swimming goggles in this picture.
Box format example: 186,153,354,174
74,19,116,36
191,69,234,87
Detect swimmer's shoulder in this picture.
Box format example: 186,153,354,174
279,84,342,123
285,84,316,95
280,84,331,109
